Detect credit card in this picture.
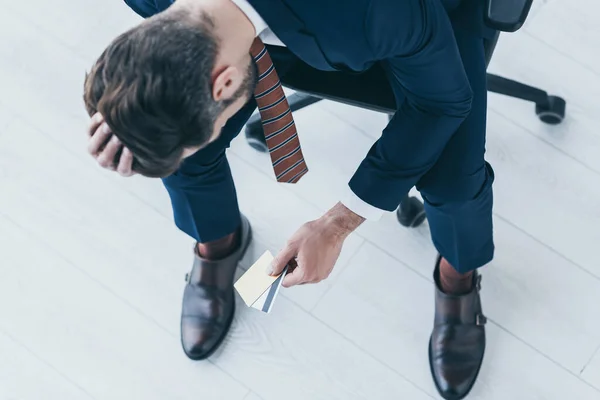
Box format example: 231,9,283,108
251,265,288,313
234,250,287,312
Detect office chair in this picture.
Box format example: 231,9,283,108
244,0,566,228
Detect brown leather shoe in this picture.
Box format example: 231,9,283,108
429,256,487,400
180,215,252,360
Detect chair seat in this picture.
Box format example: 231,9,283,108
281,61,398,114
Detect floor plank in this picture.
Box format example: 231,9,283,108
213,268,432,400
582,347,600,390
522,0,553,24
0,216,248,400
70,2,144,63
0,8,92,161
244,392,264,400
0,104,13,133
524,0,600,77
0,118,200,335
488,23,600,175
357,194,600,374
313,242,600,399
0,330,94,400
484,109,600,279
4,0,137,52
477,216,600,375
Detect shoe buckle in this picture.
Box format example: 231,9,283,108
476,313,487,326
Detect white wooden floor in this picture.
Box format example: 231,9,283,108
1,0,599,399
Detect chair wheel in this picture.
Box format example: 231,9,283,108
245,125,268,153
397,196,426,228
536,95,566,125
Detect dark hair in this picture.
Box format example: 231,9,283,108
83,10,224,177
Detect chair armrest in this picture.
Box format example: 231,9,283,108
485,0,533,32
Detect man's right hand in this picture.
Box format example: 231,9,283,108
88,112,135,177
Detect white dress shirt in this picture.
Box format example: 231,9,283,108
232,0,385,220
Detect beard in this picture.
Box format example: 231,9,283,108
243,59,259,97
203,60,258,146
219,60,258,110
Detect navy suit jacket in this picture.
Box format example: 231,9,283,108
124,0,493,212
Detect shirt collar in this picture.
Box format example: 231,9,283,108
230,0,269,37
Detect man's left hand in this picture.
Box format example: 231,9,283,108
269,202,365,287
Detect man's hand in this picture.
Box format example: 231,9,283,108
88,112,135,177
269,202,365,287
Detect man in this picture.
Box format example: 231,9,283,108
83,0,496,398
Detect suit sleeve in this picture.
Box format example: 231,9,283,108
123,0,172,18
347,0,474,211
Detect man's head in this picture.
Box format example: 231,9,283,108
83,4,257,177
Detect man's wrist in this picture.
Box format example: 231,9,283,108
341,188,385,221
323,202,365,238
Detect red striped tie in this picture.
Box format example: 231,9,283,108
250,38,308,184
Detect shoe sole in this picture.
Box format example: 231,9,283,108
428,334,485,400
181,220,253,361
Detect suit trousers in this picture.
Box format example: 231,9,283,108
126,2,495,273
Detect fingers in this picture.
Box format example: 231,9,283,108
87,116,136,175
116,147,135,177
88,113,104,137
96,134,123,170
88,122,113,157
282,268,305,287
281,260,322,288
269,243,297,276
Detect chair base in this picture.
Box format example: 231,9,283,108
487,73,566,124
397,196,427,228
246,133,268,153
535,95,566,125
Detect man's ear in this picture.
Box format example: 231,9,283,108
212,66,241,101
